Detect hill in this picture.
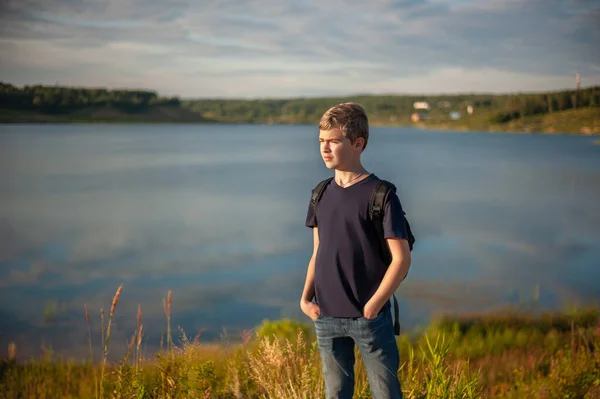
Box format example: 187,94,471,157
0,82,211,124
415,107,600,135
1,81,599,134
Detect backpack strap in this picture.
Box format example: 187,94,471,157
369,181,416,252
369,180,395,265
310,177,334,218
368,180,401,335
392,295,400,336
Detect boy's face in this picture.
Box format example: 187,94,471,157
318,128,363,170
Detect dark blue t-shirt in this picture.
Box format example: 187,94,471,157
305,174,409,318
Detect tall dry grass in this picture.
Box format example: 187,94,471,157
163,290,173,352
245,330,324,399
1,284,598,399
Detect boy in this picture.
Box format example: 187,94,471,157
300,102,411,399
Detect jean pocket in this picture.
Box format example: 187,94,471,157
363,309,389,330
364,309,385,322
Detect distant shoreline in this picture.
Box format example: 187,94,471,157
2,81,599,135
1,105,599,135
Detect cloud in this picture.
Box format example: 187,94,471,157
0,0,598,97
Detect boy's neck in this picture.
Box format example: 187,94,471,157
334,163,370,187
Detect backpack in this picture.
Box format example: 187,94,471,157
310,177,415,335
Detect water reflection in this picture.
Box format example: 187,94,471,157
1,124,599,361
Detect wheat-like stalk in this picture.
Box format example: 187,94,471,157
104,284,123,360
193,328,205,345
109,284,123,319
163,290,172,351
136,304,143,372
101,284,123,398
100,307,105,353
99,307,105,398
84,304,99,399
85,304,92,362
7,342,16,362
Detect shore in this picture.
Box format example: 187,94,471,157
374,107,600,135
1,106,599,135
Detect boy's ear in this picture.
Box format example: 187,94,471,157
355,138,365,149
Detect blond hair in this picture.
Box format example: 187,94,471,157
319,102,369,150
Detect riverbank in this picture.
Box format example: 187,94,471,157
2,104,599,136
1,285,599,398
410,107,600,135
0,106,213,124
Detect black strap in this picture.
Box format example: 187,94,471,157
369,180,401,335
370,181,415,252
311,177,333,218
404,216,415,251
393,295,400,335
369,181,394,265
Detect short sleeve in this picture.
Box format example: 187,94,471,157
305,198,317,228
383,190,408,240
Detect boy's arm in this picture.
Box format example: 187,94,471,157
300,227,321,320
363,237,411,319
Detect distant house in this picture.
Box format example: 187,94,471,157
411,112,430,122
450,111,461,120
413,101,430,110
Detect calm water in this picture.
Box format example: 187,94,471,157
1,124,599,360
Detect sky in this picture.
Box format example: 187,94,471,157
0,0,599,98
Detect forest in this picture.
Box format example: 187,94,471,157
1,81,598,131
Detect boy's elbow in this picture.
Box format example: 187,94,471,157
399,255,411,269
387,238,411,267
400,248,412,269
391,252,410,268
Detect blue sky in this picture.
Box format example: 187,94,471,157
0,0,599,98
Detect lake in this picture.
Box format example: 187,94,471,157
1,123,599,361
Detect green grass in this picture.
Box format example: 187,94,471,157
418,107,600,135
1,285,599,398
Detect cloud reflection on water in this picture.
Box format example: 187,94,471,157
1,125,599,360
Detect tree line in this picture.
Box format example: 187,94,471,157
0,82,180,114
1,81,598,124
182,87,599,124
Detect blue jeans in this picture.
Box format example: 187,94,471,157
314,306,403,399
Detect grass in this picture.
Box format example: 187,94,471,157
1,285,599,399
417,107,600,135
